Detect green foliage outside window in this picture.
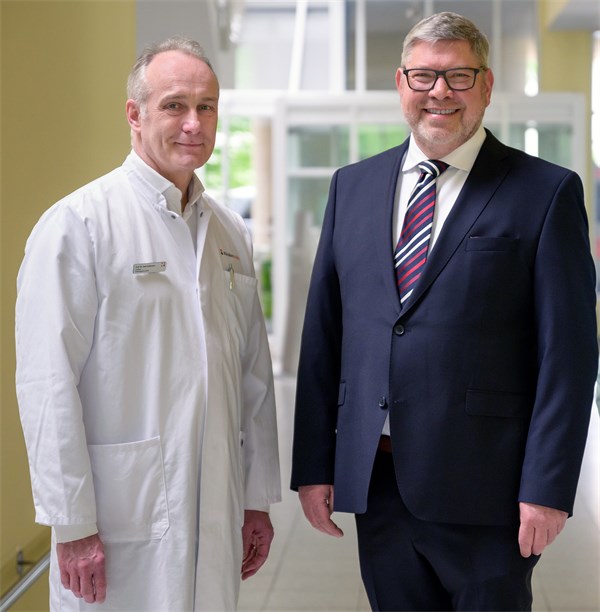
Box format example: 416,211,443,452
204,116,255,193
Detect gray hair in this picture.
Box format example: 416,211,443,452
401,12,490,69
127,36,218,107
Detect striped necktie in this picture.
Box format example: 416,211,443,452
394,159,449,305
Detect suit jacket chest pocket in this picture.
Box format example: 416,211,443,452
462,236,524,314
466,236,519,252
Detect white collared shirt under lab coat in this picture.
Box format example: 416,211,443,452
15,152,281,611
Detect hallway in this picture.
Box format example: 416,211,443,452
238,376,600,612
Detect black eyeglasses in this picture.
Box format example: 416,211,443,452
402,67,485,91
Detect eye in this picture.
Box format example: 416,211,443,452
198,104,216,114
163,102,183,112
411,70,435,82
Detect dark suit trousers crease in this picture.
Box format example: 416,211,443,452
355,450,539,611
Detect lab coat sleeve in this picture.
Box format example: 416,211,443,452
237,221,281,509
16,201,99,528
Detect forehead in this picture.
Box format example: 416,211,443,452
145,50,219,98
405,40,478,67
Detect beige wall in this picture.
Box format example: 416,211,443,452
0,1,135,608
538,0,594,212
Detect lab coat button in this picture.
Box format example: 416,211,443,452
393,324,405,336
378,396,388,409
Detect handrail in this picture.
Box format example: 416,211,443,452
0,552,50,611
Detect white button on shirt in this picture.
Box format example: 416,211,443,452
382,125,487,437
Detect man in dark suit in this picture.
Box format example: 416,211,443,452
291,11,597,612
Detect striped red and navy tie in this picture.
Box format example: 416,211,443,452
394,159,449,305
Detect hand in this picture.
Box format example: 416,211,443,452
298,484,344,538
241,510,274,580
518,502,568,557
56,534,106,603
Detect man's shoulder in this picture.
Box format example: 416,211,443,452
481,129,576,179
31,166,129,237
338,144,405,177
60,166,127,205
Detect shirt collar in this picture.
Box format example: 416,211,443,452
127,149,205,218
403,125,487,173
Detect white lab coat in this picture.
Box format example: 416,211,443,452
15,154,281,611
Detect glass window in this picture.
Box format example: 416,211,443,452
288,125,350,168
203,116,255,215
359,124,409,159
235,5,296,89
288,176,332,237
507,124,573,168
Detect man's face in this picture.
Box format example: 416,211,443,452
396,40,493,158
126,50,219,190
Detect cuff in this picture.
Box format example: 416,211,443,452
53,524,98,543
245,506,269,513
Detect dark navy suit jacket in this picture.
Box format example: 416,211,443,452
291,130,598,527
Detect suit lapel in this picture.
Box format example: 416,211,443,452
401,131,512,314
372,142,408,315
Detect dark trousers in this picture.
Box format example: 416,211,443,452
355,450,539,611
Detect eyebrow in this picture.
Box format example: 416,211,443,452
159,93,219,104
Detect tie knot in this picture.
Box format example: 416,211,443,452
418,159,449,177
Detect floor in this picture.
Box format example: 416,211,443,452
238,375,600,612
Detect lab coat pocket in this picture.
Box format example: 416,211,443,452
222,270,258,349
87,436,169,543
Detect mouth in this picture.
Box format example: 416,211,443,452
425,109,458,116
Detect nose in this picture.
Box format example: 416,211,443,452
428,75,453,98
182,111,202,134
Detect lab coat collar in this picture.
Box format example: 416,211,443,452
125,150,205,218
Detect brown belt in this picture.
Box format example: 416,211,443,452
378,435,392,453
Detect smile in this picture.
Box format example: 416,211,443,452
425,109,457,115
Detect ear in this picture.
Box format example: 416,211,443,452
126,99,142,132
395,67,403,92
483,68,494,106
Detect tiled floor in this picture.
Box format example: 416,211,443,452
238,376,600,612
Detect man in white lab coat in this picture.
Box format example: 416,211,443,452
16,37,281,611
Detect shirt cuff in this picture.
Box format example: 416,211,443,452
53,524,98,543
245,506,269,513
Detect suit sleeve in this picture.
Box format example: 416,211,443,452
291,170,343,490
519,170,598,514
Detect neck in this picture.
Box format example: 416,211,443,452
181,188,189,212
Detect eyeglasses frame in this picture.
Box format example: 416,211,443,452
402,67,487,92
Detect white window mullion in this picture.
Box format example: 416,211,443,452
289,0,308,91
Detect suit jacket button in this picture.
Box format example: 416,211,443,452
393,323,405,336
378,396,387,409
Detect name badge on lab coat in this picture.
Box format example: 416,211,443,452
132,262,167,274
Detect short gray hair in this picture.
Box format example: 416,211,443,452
127,36,218,107
401,12,490,69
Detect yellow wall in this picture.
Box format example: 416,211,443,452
538,0,594,213
0,1,135,608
